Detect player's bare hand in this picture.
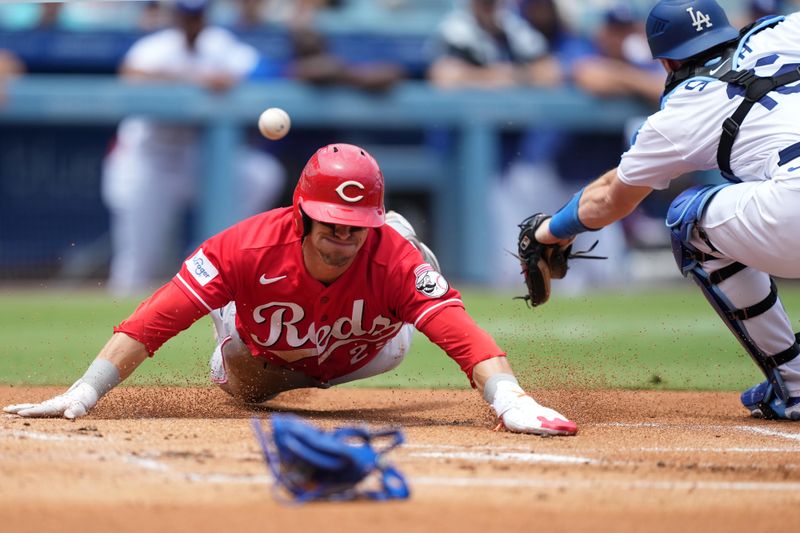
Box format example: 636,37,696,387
493,389,577,436
4,381,99,419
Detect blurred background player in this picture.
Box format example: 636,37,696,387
5,143,577,437
426,0,561,90
0,47,24,104
288,25,407,93
424,0,567,287
101,0,287,296
525,0,800,420
255,0,342,29
0,48,23,77
570,2,664,104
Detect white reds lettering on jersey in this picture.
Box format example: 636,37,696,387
249,299,403,364
686,7,713,32
334,180,365,202
173,207,464,382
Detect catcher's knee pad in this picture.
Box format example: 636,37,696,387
666,183,730,276
667,184,797,401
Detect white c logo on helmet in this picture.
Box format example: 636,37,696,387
335,180,365,203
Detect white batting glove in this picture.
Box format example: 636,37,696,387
4,380,99,419
492,383,577,436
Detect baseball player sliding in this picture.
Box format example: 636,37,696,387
518,0,800,420
5,143,577,436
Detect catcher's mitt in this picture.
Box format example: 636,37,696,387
250,414,409,503
516,213,605,308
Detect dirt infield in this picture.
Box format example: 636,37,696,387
2,386,799,533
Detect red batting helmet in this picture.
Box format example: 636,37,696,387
292,144,385,235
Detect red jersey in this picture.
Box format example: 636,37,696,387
173,207,464,382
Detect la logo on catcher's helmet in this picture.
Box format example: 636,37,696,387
646,0,738,60
293,144,385,235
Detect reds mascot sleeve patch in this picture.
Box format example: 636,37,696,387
414,264,449,298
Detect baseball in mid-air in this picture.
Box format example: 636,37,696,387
258,107,291,140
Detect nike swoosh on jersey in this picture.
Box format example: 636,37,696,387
259,274,287,285
708,58,730,76
789,166,800,172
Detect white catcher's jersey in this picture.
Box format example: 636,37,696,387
115,27,260,152
618,13,800,190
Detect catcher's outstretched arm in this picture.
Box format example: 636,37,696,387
535,167,652,244
579,167,653,229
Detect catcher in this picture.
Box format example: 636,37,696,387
5,143,577,436
517,0,800,421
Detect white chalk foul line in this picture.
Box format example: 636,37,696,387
4,426,797,461
733,425,800,442
601,447,797,453
412,476,800,492
3,434,799,494
120,454,800,492
113,453,800,492
121,454,171,472
597,422,800,443
124,454,270,484
0,428,102,442
405,443,798,454
409,451,595,464
0,429,593,465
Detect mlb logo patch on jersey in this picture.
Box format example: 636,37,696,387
414,264,449,298
186,249,219,286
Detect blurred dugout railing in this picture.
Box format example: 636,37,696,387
0,76,650,283
0,29,431,77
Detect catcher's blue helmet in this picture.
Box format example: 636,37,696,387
646,0,739,60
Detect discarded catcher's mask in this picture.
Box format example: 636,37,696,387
250,414,410,503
